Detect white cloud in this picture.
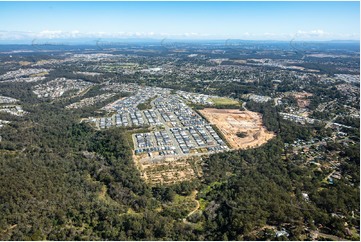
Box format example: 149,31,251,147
295,29,329,39
291,29,361,41
0,30,358,41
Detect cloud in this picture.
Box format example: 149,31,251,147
0,30,358,41
295,29,330,39
292,29,359,40
233,30,355,41
0,30,212,40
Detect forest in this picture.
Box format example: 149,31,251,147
0,45,359,241
0,79,359,240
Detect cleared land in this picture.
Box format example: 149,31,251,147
199,108,274,149
209,97,240,106
139,160,196,185
291,92,313,108
134,154,202,185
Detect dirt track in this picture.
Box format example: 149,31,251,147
199,108,274,149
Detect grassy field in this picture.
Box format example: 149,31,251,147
137,96,156,110
209,97,240,106
160,193,198,219
30,71,48,77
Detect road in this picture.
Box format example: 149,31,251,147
186,190,200,218
242,101,248,111
311,230,350,241
182,190,200,224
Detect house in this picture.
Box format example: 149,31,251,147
275,228,289,238
302,192,310,202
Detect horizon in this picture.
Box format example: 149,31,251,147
0,38,359,48
0,38,360,46
0,1,359,43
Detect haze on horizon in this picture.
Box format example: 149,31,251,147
0,1,359,43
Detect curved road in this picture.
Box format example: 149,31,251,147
186,191,200,218
182,190,200,224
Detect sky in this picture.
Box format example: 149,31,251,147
0,1,359,43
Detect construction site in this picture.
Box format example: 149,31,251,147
199,108,275,149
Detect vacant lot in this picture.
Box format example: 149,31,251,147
291,92,313,108
134,154,203,185
199,108,274,149
209,97,240,106
139,160,196,185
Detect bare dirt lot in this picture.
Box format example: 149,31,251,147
138,159,199,185
133,152,203,185
199,108,275,149
291,92,313,108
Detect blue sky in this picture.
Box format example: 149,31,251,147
0,1,359,41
